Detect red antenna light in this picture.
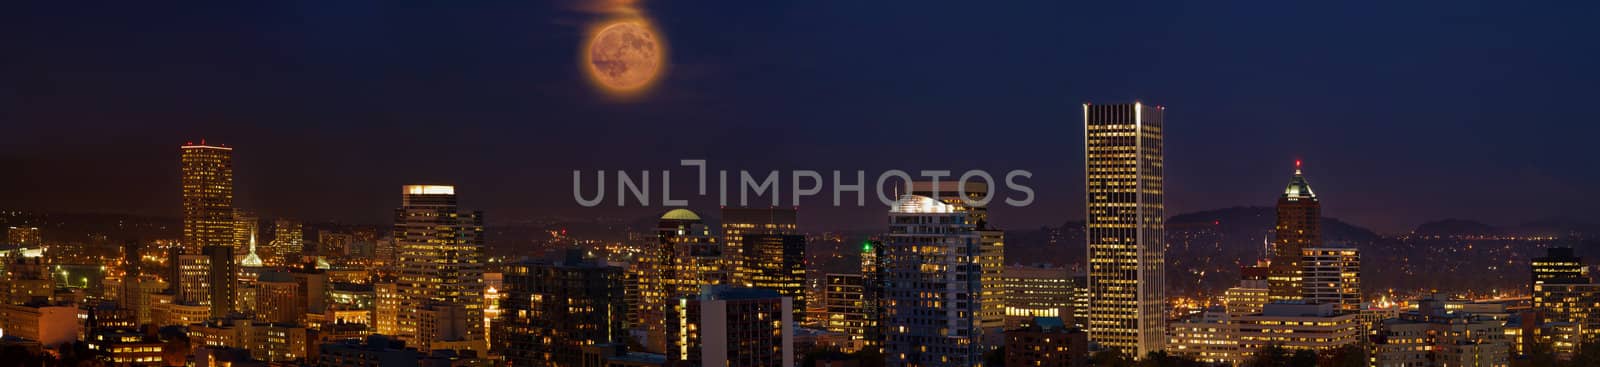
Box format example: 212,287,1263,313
1295,159,1302,168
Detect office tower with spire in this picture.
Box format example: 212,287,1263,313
1270,161,1319,302
1084,101,1166,357
393,185,487,352
181,141,234,254
882,194,984,367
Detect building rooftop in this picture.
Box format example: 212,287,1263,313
1282,161,1317,201
698,285,781,301
660,208,701,221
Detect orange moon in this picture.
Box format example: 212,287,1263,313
585,21,663,94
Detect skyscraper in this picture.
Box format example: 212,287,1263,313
1084,101,1166,357
631,209,727,352
1270,161,1319,302
202,245,237,318
393,185,486,352
495,250,627,367
910,181,1006,347
740,233,806,322
721,207,798,287
181,141,234,254
883,194,984,367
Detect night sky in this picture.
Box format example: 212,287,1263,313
2,1,1596,234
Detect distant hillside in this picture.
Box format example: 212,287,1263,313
1168,206,1380,244
1413,219,1499,236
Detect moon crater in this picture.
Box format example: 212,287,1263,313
586,21,662,93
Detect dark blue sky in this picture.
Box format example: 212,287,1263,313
2,1,1596,233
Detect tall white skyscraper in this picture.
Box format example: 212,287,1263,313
1084,101,1166,357
393,185,486,353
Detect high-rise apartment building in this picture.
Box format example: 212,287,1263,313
1084,102,1167,356
721,207,798,287
665,286,794,367
883,194,984,367
911,181,1006,345
1270,161,1319,302
1302,247,1360,312
495,250,627,367
393,185,486,352
181,141,234,254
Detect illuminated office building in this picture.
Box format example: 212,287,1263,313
882,194,984,367
1532,247,1588,286
740,233,806,322
1084,101,1166,356
173,252,212,307
181,141,234,254
6,226,41,246
1234,302,1359,354
3,256,53,305
1224,287,1269,317
1302,247,1360,312
1002,265,1076,329
393,184,487,353
374,281,400,336
721,207,798,287
270,219,304,267
822,273,874,352
495,250,627,367
255,272,306,324
1270,161,1319,302
1166,309,1240,365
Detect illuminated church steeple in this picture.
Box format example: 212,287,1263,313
240,226,264,267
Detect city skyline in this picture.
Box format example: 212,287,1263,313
3,2,1599,367
4,2,1598,234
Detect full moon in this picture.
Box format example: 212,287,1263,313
585,21,662,94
